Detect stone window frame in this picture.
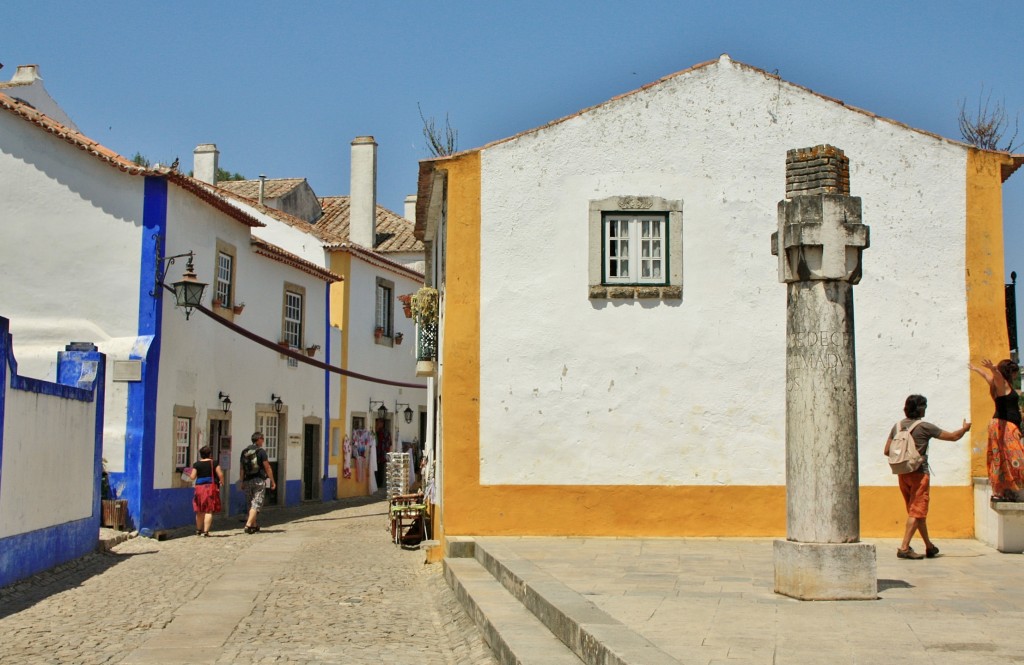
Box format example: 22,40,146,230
281,282,305,348
171,404,196,488
213,239,237,312
375,277,395,346
588,196,683,300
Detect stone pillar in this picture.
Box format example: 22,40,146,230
770,145,877,600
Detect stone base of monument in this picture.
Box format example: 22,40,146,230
974,477,1024,553
773,540,877,600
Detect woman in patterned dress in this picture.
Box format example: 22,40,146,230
969,359,1024,501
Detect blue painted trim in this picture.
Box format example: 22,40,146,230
0,317,106,587
0,318,9,504
0,518,98,588
323,283,332,501
285,479,301,506
117,176,168,531
322,478,337,502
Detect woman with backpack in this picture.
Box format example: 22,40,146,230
884,394,970,560
189,445,224,536
969,358,1024,502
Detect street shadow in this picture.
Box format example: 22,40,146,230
0,550,156,620
877,578,914,592
297,511,389,523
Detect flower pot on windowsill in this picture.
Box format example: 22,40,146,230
374,327,384,341
305,344,320,357
394,333,404,345
278,340,291,349
212,298,224,309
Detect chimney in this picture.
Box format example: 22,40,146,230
258,174,267,205
193,144,219,185
404,195,417,223
349,136,378,249
11,64,40,84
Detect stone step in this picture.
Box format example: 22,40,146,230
468,538,680,665
444,557,584,665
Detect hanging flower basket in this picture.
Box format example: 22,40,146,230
233,302,245,314
410,286,439,326
305,344,320,357
394,332,404,345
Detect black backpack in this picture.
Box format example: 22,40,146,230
241,445,262,477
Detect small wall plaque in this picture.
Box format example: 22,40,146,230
112,360,142,382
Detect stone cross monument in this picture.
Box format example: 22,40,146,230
770,145,876,600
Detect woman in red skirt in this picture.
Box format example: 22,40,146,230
970,359,1024,501
189,445,224,536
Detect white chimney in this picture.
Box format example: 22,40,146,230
404,195,417,223
349,136,377,249
193,144,219,185
11,64,40,84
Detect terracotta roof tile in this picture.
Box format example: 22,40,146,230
210,183,328,239
316,196,424,253
250,237,342,283
216,178,307,200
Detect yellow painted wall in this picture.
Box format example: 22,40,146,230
438,149,1010,539
329,251,370,498
965,149,1016,479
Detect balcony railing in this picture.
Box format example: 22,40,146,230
417,321,437,361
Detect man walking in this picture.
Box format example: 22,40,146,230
239,431,276,534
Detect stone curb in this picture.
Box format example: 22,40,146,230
445,557,583,664
472,538,679,665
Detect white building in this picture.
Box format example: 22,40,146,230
0,89,338,531
416,54,1024,546
211,136,428,498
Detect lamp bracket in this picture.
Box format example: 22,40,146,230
150,234,196,297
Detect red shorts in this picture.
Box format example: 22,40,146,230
899,471,930,519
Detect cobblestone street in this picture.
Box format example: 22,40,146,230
0,496,496,665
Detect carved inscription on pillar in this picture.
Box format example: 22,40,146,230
787,330,852,370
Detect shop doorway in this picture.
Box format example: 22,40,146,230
208,417,231,515
302,423,321,501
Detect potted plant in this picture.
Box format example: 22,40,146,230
394,332,404,345
278,339,291,349
233,302,245,314
212,297,224,308
397,294,413,318
410,286,439,326
374,326,384,341
305,344,320,357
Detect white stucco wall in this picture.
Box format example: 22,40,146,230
1,382,95,537
477,56,971,488
152,187,331,489
0,110,144,473
344,258,427,446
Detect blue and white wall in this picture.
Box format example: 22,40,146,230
0,316,105,587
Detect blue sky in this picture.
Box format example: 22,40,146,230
3,1,1022,278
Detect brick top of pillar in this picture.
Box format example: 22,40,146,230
785,145,850,197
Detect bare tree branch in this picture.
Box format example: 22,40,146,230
418,103,458,157
958,86,1020,152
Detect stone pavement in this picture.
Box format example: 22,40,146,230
450,535,1024,665
0,496,497,665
